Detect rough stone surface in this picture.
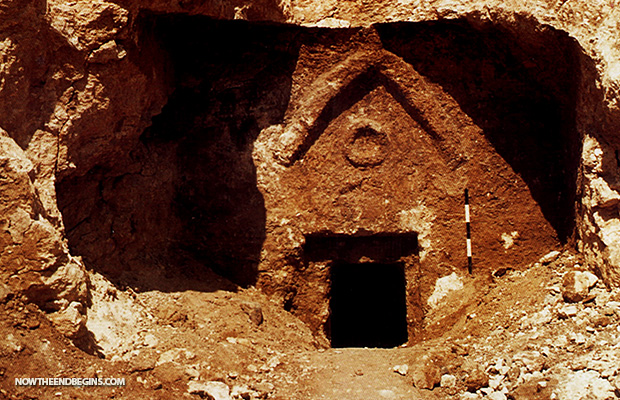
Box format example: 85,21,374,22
3,0,620,398
555,370,616,400
411,362,441,390
393,364,409,376
558,304,579,319
428,273,464,309
0,0,619,346
440,374,457,388
239,301,264,326
562,270,599,303
540,251,561,265
0,282,12,303
512,351,546,373
463,360,489,392
46,301,87,340
187,381,232,400
0,129,90,343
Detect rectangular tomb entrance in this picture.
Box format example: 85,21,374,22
303,233,418,348
330,261,408,348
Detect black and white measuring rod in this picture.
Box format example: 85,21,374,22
465,188,473,275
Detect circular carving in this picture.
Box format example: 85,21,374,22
345,126,389,167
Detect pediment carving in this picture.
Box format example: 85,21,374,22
264,48,477,171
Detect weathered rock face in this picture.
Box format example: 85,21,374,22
0,130,89,341
0,0,172,345
285,0,620,294
252,21,584,343
2,0,620,346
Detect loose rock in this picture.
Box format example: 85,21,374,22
0,283,12,303
187,381,232,400
554,370,616,400
539,251,561,265
488,391,507,400
462,361,489,392
441,374,457,388
393,364,409,376
239,301,264,326
46,302,86,340
411,363,441,390
558,304,579,318
562,271,598,303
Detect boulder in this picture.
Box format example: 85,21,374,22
440,374,457,388
462,360,489,392
411,363,441,390
562,271,599,303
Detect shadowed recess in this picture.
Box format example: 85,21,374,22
304,232,419,263
378,20,581,242
330,262,408,348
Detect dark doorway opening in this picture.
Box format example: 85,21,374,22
330,262,408,348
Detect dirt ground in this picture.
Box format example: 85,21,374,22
1,248,619,400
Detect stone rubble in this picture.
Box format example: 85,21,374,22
187,380,232,400
400,261,620,400
540,251,561,265
410,355,441,390
472,271,619,399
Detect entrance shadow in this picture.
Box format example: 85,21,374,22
330,262,408,348
377,20,582,242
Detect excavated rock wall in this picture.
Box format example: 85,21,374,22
252,21,581,342
2,0,620,345
288,0,620,289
